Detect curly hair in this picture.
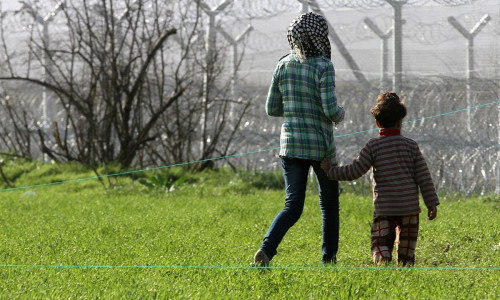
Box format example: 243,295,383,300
370,92,407,128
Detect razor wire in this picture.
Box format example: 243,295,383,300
190,0,481,20
430,0,479,5
1,0,499,195
319,0,480,8
0,0,493,40
1,98,499,193
237,6,498,64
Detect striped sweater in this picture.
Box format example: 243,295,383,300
329,129,439,216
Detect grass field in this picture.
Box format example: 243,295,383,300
0,162,499,298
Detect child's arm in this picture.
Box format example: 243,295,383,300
413,145,440,209
321,144,373,181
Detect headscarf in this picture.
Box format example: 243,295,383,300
287,12,331,62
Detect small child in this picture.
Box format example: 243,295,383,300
321,91,439,266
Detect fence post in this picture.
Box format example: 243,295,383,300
299,1,308,14
448,14,490,132
217,24,253,99
386,0,406,94
199,0,233,155
14,1,65,160
363,18,392,91
307,0,374,94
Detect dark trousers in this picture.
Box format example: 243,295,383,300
260,157,339,263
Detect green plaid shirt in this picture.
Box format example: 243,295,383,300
266,52,344,164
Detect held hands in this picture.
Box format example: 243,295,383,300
334,106,345,126
320,158,332,178
427,205,437,220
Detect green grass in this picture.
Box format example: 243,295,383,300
0,163,499,298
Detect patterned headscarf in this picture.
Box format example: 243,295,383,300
287,12,331,62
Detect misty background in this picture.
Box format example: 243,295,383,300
0,0,499,195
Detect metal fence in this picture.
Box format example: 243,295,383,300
1,0,499,195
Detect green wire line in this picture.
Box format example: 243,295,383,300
1,99,499,192
2,100,500,271
335,99,500,138
0,147,278,192
0,264,498,271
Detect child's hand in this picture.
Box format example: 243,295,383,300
334,107,345,126
427,206,437,220
320,158,332,178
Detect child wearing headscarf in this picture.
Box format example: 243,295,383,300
254,12,344,267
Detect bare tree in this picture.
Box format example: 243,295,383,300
1,0,186,168
0,0,252,171
143,0,252,170
0,1,37,160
